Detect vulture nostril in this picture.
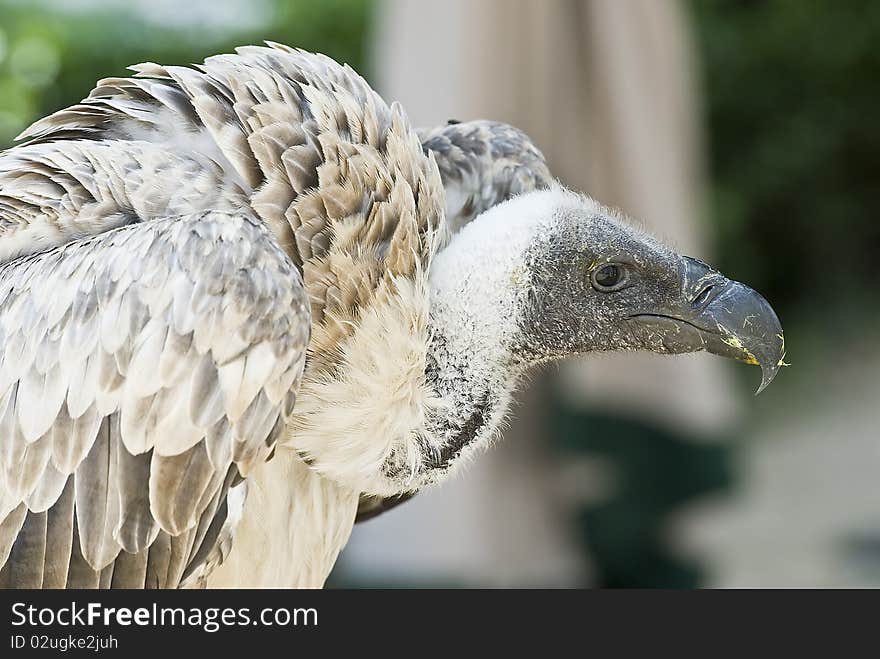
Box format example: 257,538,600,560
692,285,715,309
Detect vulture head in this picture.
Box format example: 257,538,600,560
503,190,782,389
0,44,787,585
417,186,784,486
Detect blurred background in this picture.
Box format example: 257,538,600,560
1,0,878,587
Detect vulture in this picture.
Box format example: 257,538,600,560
0,44,784,588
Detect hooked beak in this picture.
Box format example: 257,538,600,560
632,257,786,394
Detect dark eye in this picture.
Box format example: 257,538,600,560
591,263,627,291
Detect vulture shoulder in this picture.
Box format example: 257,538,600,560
5,43,444,373
418,119,552,234
0,44,445,587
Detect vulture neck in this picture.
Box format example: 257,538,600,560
426,192,552,470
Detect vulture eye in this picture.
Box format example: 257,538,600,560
591,263,627,292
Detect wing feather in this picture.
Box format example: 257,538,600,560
109,545,148,589
112,444,157,554
143,532,172,589
2,44,452,583
74,414,123,570
0,503,26,568
0,509,47,588
0,210,309,588
26,462,69,513
42,478,75,588
417,119,552,235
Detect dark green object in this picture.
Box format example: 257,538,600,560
553,400,733,588
692,0,880,320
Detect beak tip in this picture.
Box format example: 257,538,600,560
754,336,785,396
754,375,773,396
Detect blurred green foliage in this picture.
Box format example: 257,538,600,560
0,0,370,146
555,406,731,587
692,0,880,318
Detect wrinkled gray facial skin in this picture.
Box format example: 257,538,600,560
517,206,784,393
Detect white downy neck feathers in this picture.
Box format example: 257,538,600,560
423,186,592,475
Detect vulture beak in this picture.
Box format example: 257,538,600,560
633,257,786,394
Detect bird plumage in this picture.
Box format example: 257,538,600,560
417,120,552,234
0,44,784,589
0,210,308,587
0,44,447,587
